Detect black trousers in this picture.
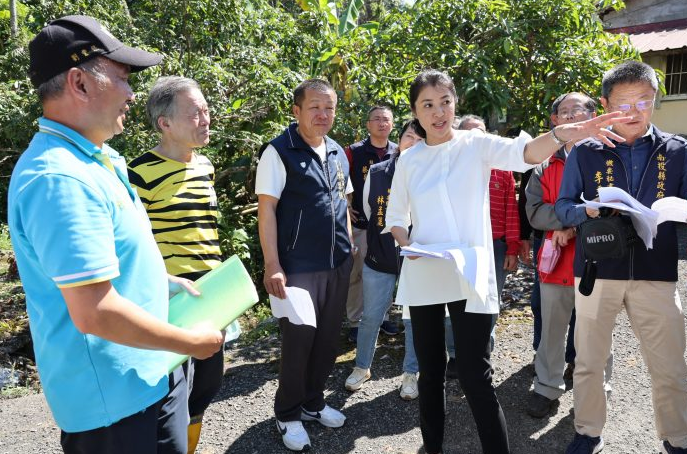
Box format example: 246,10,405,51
409,300,509,454
187,347,225,422
61,366,188,454
274,255,353,421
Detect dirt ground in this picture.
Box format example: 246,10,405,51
2,227,687,454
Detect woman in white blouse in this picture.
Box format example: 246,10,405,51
384,70,631,454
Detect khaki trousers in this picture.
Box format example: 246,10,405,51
573,278,687,448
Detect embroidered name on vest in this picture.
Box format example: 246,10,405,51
657,153,666,199
335,160,346,200
375,187,391,227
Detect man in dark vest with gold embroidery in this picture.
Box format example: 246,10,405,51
344,105,399,342
556,61,687,454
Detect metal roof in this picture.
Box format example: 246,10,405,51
628,27,687,53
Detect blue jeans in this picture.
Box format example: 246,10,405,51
445,318,454,358
402,319,419,374
356,264,418,373
531,236,542,351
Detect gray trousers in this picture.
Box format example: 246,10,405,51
534,283,613,400
345,227,367,326
274,255,353,421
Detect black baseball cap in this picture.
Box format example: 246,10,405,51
28,15,162,87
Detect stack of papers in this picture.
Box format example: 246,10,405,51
401,242,489,304
579,186,687,249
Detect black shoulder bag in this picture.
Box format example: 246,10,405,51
577,211,638,296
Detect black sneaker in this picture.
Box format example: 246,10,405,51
445,357,459,380
379,320,401,336
526,392,559,418
662,440,687,453
565,432,604,454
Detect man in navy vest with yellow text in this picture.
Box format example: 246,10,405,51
556,61,687,454
344,105,399,342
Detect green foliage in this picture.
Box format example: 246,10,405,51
0,0,642,295
344,0,639,135
0,224,11,251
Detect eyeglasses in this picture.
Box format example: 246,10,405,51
611,99,654,112
368,117,392,124
556,108,592,120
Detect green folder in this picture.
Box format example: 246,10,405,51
167,255,259,372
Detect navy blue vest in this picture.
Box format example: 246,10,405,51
572,127,687,281
365,156,402,275
349,137,396,230
268,123,351,274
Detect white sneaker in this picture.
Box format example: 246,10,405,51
276,420,310,451
399,372,419,400
301,405,346,428
344,367,371,391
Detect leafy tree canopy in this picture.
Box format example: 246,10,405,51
0,0,639,285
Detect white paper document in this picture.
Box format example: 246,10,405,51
269,286,316,327
578,187,687,249
401,242,489,303
652,197,687,225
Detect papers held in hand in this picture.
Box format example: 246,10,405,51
269,287,317,327
578,186,687,249
400,242,489,305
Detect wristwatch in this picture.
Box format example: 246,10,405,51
550,127,570,147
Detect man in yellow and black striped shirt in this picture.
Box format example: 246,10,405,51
128,76,223,454
128,147,221,281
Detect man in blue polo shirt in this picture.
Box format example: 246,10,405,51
8,15,223,454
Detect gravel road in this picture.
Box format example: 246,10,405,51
2,226,687,454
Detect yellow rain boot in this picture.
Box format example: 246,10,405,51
187,418,203,454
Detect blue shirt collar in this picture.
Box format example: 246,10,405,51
37,117,119,159
37,117,134,200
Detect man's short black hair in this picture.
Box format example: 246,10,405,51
551,92,597,115
293,78,334,107
367,104,392,119
601,61,658,99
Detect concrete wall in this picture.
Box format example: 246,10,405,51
653,98,687,135
642,53,687,136
603,0,687,29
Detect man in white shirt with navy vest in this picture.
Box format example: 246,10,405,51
255,78,354,452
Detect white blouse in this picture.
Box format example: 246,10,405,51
384,129,534,314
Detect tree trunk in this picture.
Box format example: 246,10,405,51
9,0,18,38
